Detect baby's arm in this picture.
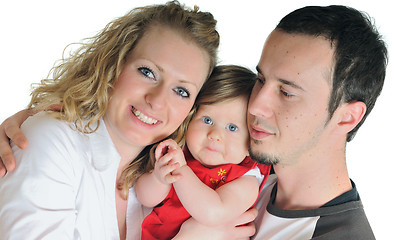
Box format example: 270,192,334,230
173,165,259,227
173,209,258,240
135,139,186,208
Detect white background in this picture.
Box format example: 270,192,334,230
0,1,392,239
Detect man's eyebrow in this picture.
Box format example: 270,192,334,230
256,66,304,91
279,79,305,91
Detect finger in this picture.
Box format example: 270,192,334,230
233,207,258,226
155,141,170,160
0,132,16,173
165,139,179,150
159,161,180,174
156,152,175,168
234,222,256,239
4,120,28,149
164,172,182,184
0,158,7,177
49,104,63,111
0,153,16,173
4,109,33,149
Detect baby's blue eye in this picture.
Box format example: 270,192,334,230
203,117,213,125
226,124,238,132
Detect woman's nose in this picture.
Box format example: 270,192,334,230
146,86,167,110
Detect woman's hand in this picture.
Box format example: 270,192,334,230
173,207,258,240
0,109,33,176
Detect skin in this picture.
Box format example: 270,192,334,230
1,25,210,240
186,97,250,168
248,30,366,210
0,27,257,238
105,25,209,160
108,25,209,238
173,29,366,239
136,97,258,228
0,28,368,240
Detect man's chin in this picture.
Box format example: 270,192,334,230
248,147,279,165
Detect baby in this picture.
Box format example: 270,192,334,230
135,65,270,239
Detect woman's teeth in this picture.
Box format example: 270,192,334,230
132,108,158,125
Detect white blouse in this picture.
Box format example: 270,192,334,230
0,113,121,239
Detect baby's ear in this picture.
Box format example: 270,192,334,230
336,101,366,133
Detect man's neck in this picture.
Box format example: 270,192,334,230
273,146,352,210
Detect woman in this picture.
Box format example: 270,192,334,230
0,1,219,239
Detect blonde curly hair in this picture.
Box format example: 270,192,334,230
28,1,219,199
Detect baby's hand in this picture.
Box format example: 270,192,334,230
153,139,187,184
155,139,187,167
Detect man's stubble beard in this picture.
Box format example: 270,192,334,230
248,139,280,165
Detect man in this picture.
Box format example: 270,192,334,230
0,4,387,240
249,5,386,239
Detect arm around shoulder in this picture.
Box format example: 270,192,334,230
0,113,81,238
0,109,34,175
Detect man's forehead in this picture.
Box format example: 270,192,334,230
258,30,334,88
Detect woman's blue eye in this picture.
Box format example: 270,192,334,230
203,117,213,125
226,124,238,132
138,67,155,79
174,87,190,98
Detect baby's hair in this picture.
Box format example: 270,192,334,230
196,64,257,106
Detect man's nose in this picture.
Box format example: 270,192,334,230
248,83,275,119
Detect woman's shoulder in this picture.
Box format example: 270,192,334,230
22,112,84,140
19,112,89,154
23,111,72,131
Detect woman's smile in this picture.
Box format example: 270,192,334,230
131,106,159,125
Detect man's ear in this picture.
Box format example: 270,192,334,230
336,101,366,133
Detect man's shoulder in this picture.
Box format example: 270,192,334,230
253,178,375,239
311,199,375,239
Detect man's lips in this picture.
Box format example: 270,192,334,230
249,125,274,140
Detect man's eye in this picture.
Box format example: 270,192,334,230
226,124,238,132
138,67,155,79
174,87,190,98
203,117,213,125
280,89,294,98
257,77,265,85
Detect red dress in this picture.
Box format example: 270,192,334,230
141,151,271,240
